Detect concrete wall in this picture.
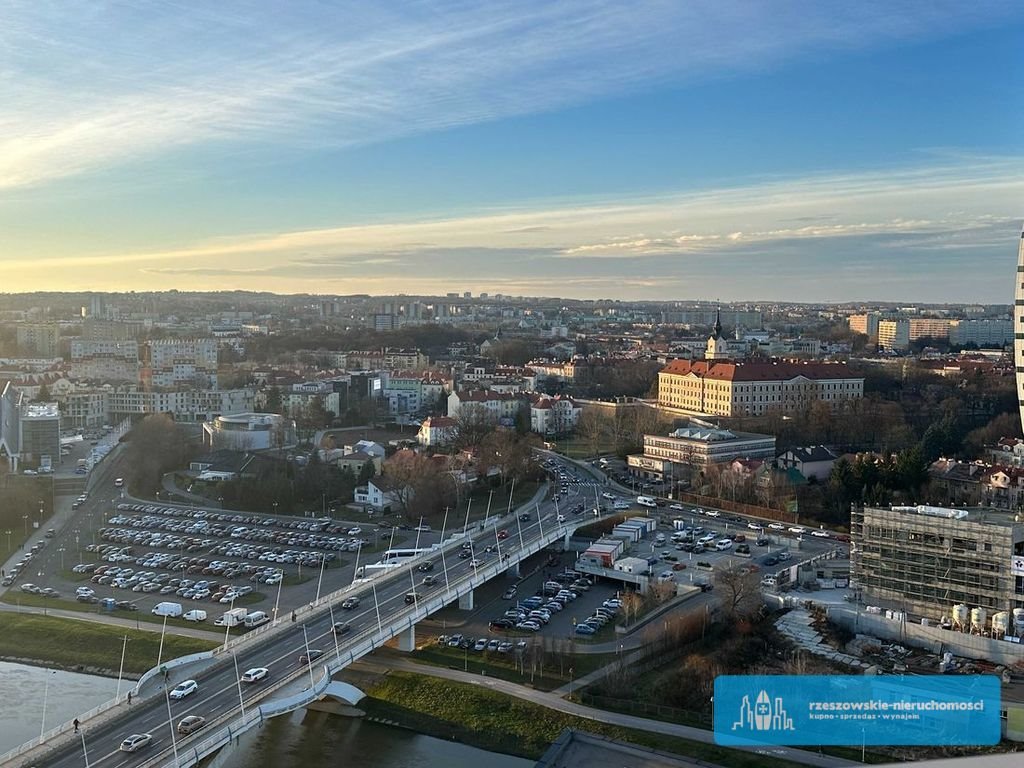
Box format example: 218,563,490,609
828,605,1024,666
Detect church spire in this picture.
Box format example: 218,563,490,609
713,307,723,339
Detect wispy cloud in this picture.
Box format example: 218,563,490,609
1,1,1018,189
2,157,1019,303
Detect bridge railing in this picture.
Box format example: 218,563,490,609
7,492,593,768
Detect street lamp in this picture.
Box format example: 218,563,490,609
22,515,28,538
58,547,66,572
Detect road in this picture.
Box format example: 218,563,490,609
27,455,611,768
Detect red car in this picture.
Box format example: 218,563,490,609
497,529,509,540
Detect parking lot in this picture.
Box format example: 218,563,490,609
9,495,437,626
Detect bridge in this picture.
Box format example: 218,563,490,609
6,470,617,768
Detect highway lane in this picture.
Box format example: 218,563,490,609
38,456,605,768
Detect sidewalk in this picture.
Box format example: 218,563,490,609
0,601,224,641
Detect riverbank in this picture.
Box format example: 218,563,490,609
0,613,218,677
359,670,804,768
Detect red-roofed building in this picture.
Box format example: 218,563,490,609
418,415,458,447
657,359,863,417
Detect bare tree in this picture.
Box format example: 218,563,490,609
715,565,763,619
452,405,498,450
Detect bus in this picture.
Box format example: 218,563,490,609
380,548,434,565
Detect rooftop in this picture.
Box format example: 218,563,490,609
868,504,1024,529
21,401,60,419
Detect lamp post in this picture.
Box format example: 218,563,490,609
115,635,129,701
163,682,180,768
314,554,326,603
22,515,28,538
231,652,246,719
273,568,284,624
156,613,169,670
58,546,66,572
40,669,56,741
5,529,11,554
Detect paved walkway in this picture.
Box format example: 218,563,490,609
0,601,224,641
355,658,857,768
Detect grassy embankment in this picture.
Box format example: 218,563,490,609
0,613,219,675
399,644,616,692
362,671,804,768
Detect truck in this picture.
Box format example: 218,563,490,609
214,607,248,627
151,601,183,618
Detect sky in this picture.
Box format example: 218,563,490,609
1,1,1022,302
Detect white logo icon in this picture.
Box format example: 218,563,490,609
733,690,794,732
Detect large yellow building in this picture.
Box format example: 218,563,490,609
657,359,864,417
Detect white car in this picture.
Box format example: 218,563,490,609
119,733,152,753
747,522,763,531
469,559,482,568
347,527,362,535
556,514,566,523
241,667,269,683
169,680,198,700
810,529,831,538
788,526,807,535
601,492,615,500
704,510,720,518
768,523,785,530
669,503,684,511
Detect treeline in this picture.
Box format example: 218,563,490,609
123,414,198,497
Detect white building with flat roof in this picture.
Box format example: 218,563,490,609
202,412,296,451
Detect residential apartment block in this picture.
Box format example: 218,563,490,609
70,340,140,382
877,319,911,351
848,312,881,338
851,504,1024,619
657,359,863,417
949,318,1012,348
16,323,60,357
140,339,218,390
908,317,953,342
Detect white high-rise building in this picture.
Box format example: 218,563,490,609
1015,228,1024,431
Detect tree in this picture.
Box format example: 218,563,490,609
452,405,497,450
714,566,763,620
123,414,196,497
260,386,283,414
36,383,51,402
357,460,376,485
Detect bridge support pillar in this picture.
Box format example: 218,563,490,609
397,624,416,652
458,589,474,611
563,531,572,547
508,561,521,578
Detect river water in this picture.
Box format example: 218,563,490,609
0,661,120,754
0,662,532,768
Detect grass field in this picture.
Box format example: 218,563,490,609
363,671,804,767
0,613,218,675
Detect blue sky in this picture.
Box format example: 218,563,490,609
1,1,1022,301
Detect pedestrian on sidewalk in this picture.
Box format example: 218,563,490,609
127,691,132,706
73,719,79,733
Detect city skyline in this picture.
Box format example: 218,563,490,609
2,2,1022,300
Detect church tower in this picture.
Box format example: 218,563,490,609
705,307,730,360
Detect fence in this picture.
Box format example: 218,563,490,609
675,492,797,525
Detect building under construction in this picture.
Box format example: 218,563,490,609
851,504,1024,623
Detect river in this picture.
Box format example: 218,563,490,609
0,662,532,768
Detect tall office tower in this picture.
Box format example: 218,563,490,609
1016,228,1024,431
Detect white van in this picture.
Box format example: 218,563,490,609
183,609,207,622
243,611,270,628
636,496,657,508
152,601,183,618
